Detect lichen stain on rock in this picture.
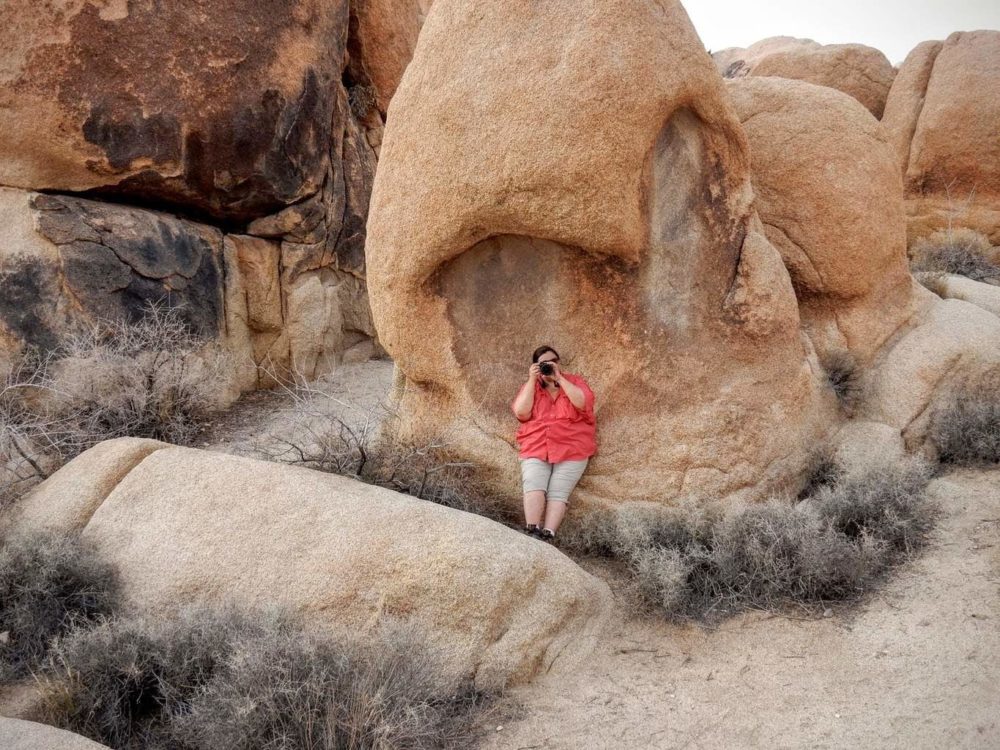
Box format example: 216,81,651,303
82,100,182,171
0,256,62,352
32,195,226,339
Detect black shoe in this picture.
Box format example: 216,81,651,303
523,525,542,538
540,528,556,542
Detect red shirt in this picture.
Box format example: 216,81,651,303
512,373,597,462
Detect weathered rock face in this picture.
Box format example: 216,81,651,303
347,0,427,115
927,274,1000,318
0,0,348,223
882,32,1000,244
714,37,896,118
367,0,834,507
861,289,1000,447
726,77,914,363
15,439,612,690
0,187,379,387
0,0,432,384
0,187,234,371
0,718,110,750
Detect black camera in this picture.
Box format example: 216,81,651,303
539,362,555,376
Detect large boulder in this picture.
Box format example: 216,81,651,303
882,32,1000,245
0,187,253,385
925,274,1000,318
347,0,427,115
726,77,915,363
367,0,834,508
714,37,896,118
0,0,350,223
14,440,612,690
0,719,110,750
860,291,1000,447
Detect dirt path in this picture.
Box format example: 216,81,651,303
482,469,1000,750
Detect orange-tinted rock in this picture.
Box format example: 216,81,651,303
367,0,833,508
0,0,349,223
727,77,913,363
347,0,426,115
882,32,1000,244
716,37,896,118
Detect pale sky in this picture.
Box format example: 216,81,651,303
684,0,1000,64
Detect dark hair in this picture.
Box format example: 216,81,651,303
531,345,559,363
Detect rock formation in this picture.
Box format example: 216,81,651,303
726,77,914,364
881,31,1000,245
714,37,896,118
367,0,835,508
0,718,110,750
0,0,426,385
726,76,1000,449
13,438,612,690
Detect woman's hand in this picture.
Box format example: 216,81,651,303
528,363,541,382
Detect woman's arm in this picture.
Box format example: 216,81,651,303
512,363,541,420
554,364,586,409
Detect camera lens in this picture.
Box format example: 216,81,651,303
540,362,554,375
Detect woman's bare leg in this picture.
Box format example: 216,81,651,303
523,490,546,526
542,499,568,533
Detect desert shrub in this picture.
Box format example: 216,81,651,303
561,457,935,621
47,304,235,449
796,444,843,501
0,305,235,498
40,608,491,750
930,366,1000,465
820,350,862,411
0,532,118,682
255,382,515,524
910,228,1000,283
0,352,69,510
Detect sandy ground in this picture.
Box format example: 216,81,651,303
194,359,397,457
482,469,1000,750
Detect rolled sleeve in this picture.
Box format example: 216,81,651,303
571,380,596,424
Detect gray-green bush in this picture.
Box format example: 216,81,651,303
0,305,235,504
0,532,118,682
40,608,492,750
910,228,1000,283
561,457,936,620
47,304,235,450
930,366,1000,466
255,384,516,525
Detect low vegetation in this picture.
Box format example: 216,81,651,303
0,531,118,682
910,228,1000,284
820,350,862,412
562,456,936,621
254,379,516,524
930,365,1000,466
40,608,492,750
0,304,235,508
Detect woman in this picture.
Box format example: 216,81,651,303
510,345,596,542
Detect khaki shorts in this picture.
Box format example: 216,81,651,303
519,457,589,503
